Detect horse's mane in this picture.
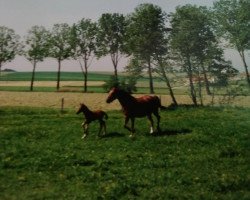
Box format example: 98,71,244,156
117,89,136,102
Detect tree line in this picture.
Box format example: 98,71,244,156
0,0,249,106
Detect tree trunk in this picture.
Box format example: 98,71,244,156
56,59,61,91
187,58,198,106
114,66,118,79
165,75,178,106
79,59,88,92
84,57,88,93
158,63,178,106
111,53,118,79
148,58,154,94
201,63,211,95
197,74,203,106
239,50,250,86
30,61,36,91
0,62,2,77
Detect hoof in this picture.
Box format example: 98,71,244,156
129,134,135,139
150,127,154,134
81,134,87,139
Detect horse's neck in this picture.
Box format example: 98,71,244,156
82,107,92,116
118,92,136,108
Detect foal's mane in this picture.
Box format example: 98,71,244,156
81,104,92,114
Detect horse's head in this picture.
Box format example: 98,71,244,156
76,103,87,114
106,87,119,103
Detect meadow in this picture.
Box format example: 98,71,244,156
0,106,249,199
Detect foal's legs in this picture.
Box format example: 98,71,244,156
81,121,89,139
103,121,107,136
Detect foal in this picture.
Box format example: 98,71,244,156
76,103,108,139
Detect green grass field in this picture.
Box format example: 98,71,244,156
0,106,249,199
0,72,114,81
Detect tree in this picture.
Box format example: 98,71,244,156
25,26,49,91
72,19,97,92
48,23,73,90
170,5,201,105
190,6,216,95
126,3,167,94
213,0,250,86
96,13,127,79
170,5,224,105
0,26,20,76
154,54,178,106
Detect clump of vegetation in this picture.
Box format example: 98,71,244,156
103,75,137,93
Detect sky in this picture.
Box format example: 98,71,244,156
0,0,249,72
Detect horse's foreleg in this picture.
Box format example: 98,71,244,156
147,115,154,134
124,116,131,131
124,116,133,134
124,116,136,137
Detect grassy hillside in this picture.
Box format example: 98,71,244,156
0,106,249,199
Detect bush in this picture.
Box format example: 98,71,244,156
103,75,137,93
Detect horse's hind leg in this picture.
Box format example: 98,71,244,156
153,111,161,133
147,114,154,134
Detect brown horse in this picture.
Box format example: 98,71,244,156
76,103,108,139
106,87,165,137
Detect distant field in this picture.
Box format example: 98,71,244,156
0,72,250,107
0,71,186,94
0,71,114,81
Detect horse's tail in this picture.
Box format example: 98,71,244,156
160,105,168,110
103,112,108,120
156,96,168,111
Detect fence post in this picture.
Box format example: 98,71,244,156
61,97,64,113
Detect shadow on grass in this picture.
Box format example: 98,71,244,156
73,159,96,167
153,128,192,137
102,132,126,138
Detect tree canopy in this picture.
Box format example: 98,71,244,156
0,26,20,75
96,13,127,78
213,0,250,85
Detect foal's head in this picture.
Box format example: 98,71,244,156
76,103,88,114
106,87,120,103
